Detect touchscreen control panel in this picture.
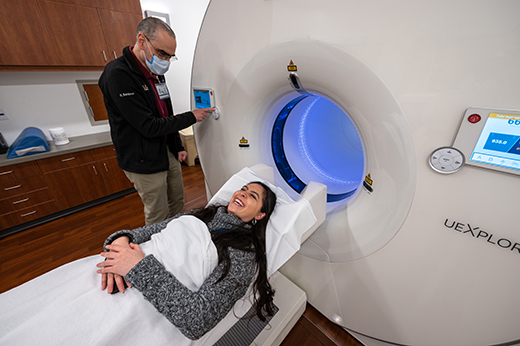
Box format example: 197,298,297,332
193,88,215,109
193,87,219,119
453,107,520,176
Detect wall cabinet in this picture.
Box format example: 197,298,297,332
42,0,141,14
39,1,112,66
0,145,134,231
98,9,144,61
0,0,142,69
0,0,59,66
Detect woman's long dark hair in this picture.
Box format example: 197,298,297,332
189,181,277,321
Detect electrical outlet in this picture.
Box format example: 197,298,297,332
0,108,9,121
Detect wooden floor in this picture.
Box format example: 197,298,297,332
0,163,362,346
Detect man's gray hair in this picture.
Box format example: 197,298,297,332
136,17,176,41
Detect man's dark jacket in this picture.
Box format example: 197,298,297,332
99,46,196,174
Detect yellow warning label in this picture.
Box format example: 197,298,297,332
287,60,297,72
240,136,248,144
363,173,373,193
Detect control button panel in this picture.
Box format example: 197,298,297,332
452,107,520,176
429,147,465,174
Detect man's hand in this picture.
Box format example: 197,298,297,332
192,108,214,122
178,151,188,162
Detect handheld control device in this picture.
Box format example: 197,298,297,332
193,87,220,119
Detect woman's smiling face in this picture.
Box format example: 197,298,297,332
227,183,266,222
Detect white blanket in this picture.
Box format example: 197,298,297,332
0,216,219,346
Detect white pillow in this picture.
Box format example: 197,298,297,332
208,167,317,276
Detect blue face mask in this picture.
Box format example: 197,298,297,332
144,42,170,75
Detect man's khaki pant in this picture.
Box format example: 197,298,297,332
124,151,184,225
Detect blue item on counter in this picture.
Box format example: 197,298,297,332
7,127,50,159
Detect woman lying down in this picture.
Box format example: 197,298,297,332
0,181,277,345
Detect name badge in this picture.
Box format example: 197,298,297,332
155,83,170,100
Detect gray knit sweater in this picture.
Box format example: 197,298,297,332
104,207,257,340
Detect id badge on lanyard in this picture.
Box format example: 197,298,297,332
155,83,170,100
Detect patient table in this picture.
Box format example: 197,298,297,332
0,164,326,346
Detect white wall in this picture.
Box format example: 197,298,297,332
0,0,210,145
0,71,107,144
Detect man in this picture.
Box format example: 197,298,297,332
99,17,212,225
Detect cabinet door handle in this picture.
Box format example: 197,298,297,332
21,210,37,217
102,50,107,62
0,170,13,176
93,166,98,175
104,163,108,172
61,157,76,162
113,51,117,59
13,198,29,205
5,184,22,191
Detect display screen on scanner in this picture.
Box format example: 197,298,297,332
470,112,520,171
194,90,212,109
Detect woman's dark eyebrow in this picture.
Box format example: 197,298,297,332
243,185,260,199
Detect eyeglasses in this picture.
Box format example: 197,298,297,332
144,34,178,61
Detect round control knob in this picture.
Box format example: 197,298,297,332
211,107,220,120
429,147,465,174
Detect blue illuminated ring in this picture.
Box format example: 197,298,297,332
271,96,357,202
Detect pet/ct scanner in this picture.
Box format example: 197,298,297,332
191,1,520,345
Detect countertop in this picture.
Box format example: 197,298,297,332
0,132,113,168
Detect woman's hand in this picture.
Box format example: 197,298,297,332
101,272,128,294
99,236,132,293
97,243,145,285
